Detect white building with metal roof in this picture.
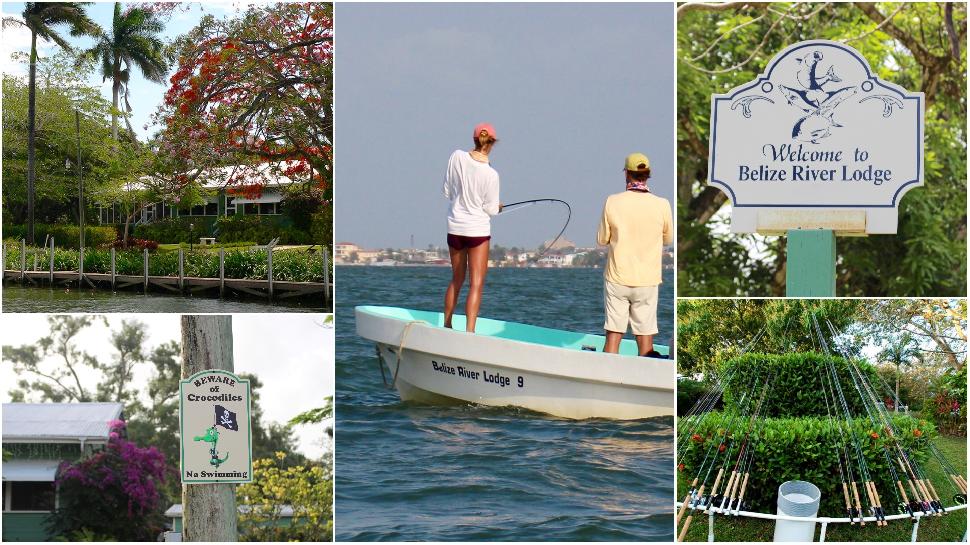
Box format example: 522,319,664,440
2,402,123,542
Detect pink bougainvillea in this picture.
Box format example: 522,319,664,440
53,420,171,539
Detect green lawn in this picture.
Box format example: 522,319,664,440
676,435,967,542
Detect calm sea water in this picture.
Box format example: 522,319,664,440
335,265,674,541
1,285,326,313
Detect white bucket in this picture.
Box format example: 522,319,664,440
773,480,821,542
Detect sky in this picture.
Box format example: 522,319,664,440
335,3,675,249
1,314,335,459
1,1,254,140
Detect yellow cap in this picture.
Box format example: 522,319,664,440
624,152,650,172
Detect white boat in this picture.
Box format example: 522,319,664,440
355,305,675,420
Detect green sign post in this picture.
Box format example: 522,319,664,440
786,229,836,296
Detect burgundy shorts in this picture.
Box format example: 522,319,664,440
447,234,491,250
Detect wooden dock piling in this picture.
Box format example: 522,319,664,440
322,248,330,302
219,248,225,297
49,238,55,284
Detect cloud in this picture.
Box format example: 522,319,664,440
0,12,56,78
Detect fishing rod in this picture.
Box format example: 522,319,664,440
812,315,881,526
677,369,765,540
717,372,773,514
498,199,571,261
676,376,758,527
825,319,950,517
851,328,969,504
677,327,768,449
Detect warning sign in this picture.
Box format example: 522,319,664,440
179,370,252,483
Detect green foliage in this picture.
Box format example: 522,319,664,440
237,454,333,542
721,353,880,418
3,224,117,248
678,378,713,417
677,3,967,296
2,53,136,226
53,528,118,542
678,411,934,516
3,242,327,282
921,366,968,436
677,299,863,378
215,214,330,245
133,217,213,244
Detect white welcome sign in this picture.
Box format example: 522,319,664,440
709,40,924,234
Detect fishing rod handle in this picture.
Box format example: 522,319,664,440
677,515,693,542
676,492,692,525
709,468,725,497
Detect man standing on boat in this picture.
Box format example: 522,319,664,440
597,152,672,357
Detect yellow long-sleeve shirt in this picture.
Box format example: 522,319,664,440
596,191,673,287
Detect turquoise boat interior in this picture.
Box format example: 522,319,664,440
358,305,670,358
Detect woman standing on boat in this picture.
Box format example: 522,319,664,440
442,123,501,333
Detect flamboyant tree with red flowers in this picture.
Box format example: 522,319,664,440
151,2,332,203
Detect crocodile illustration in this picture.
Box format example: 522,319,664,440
194,426,230,467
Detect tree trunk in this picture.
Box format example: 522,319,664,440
180,315,237,542
895,362,900,412
111,61,120,141
27,33,37,245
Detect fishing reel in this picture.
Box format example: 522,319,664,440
896,502,917,521
869,505,887,524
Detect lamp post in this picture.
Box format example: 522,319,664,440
190,223,194,251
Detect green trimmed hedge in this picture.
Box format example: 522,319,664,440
133,217,213,244
721,353,881,418
678,411,934,516
3,241,331,283
2,224,117,248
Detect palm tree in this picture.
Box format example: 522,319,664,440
3,3,98,244
879,333,922,411
84,2,168,141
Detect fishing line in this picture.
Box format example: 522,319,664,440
498,199,571,261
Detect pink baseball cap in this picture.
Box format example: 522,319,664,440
473,123,497,140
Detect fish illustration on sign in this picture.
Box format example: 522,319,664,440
777,50,858,143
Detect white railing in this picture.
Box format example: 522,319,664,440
674,500,968,542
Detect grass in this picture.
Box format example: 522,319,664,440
676,434,967,542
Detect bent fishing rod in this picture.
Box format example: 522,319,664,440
498,199,571,261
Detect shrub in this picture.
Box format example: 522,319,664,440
3,242,326,282
111,238,158,250
677,411,934,516
236,453,333,542
721,352,880,418
3,224,117,248
678,377,716,417
133,217,212,244
49,420,169,541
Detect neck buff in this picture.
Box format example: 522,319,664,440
626,180,649,192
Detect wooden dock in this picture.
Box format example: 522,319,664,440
3,239,333,309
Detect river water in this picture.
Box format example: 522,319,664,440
335,265,674,541
1,285,326,313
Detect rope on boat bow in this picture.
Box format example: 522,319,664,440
375,320,425,390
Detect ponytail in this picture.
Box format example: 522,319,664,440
474,130,497,152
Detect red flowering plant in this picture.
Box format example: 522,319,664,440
150,3,333,208
49,420,172,541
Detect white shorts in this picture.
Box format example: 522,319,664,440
603,280,659,336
